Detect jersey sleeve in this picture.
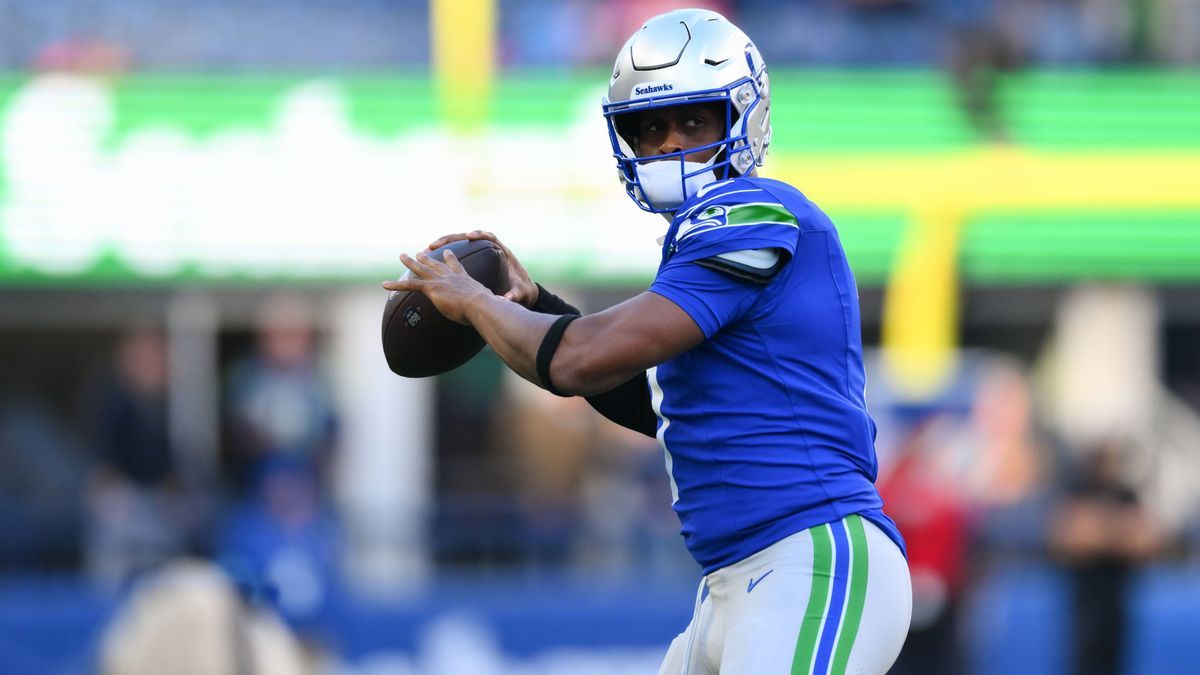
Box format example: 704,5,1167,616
649,256,763,339
669,182,802,266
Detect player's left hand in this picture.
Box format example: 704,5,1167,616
381,250,490,325
423,230,537,308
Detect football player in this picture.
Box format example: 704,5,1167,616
385,9,912,674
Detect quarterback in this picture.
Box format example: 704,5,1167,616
385,9,912,674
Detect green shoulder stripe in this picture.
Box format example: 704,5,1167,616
726,202,799,227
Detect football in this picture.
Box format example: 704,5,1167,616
381,239,510,377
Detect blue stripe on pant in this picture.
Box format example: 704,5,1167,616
813,520,850,674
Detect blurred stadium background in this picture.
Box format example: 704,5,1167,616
1,0,1199,673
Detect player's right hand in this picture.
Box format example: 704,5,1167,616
423,231,538,308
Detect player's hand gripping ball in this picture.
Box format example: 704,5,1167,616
381,239,510,377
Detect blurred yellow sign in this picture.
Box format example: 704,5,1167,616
771,147,1200,400
771,148,1200,210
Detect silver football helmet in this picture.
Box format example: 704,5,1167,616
602,9,771,213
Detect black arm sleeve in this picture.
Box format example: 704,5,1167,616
583,371,658,438
530,283,658,438
530,283,582,316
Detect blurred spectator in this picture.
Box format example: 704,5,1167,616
0,391,86,569
1050,438,1167,675
502,383,592,566
221,296,340,635
878,412,970,675
961,361,1058,560
225,295,337,495
933,0,1014,142
33,38,129,74
1153,0,1200,63
83,327,198,588
960,363,1045,506
98,559,308,675
217,463,341,634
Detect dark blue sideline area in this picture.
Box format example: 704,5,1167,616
2,565,1199,674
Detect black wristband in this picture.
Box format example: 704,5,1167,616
531,283,581,316
536,314,580,397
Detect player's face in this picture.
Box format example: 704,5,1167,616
634,102,725,163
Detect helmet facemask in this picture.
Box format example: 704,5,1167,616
607,96,730,213
604,59,769,215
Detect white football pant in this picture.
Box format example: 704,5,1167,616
658,515,912,675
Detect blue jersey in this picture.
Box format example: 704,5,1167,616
646,176,905,573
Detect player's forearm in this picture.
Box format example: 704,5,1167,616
465,294,632,396
466,289,687,398
547,322,646,396
464,293,559,387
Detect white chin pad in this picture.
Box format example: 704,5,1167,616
634,160,717,211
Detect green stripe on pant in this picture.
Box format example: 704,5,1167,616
792,524,834,674
830,515,870,674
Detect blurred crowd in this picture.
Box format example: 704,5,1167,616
0,0,1197,73
3,294,1200,672
2,0,1193,149
0,296,341,639
18,286,1200,671
2,281,1200,672
877,363,1185,675
503,0,1200,68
